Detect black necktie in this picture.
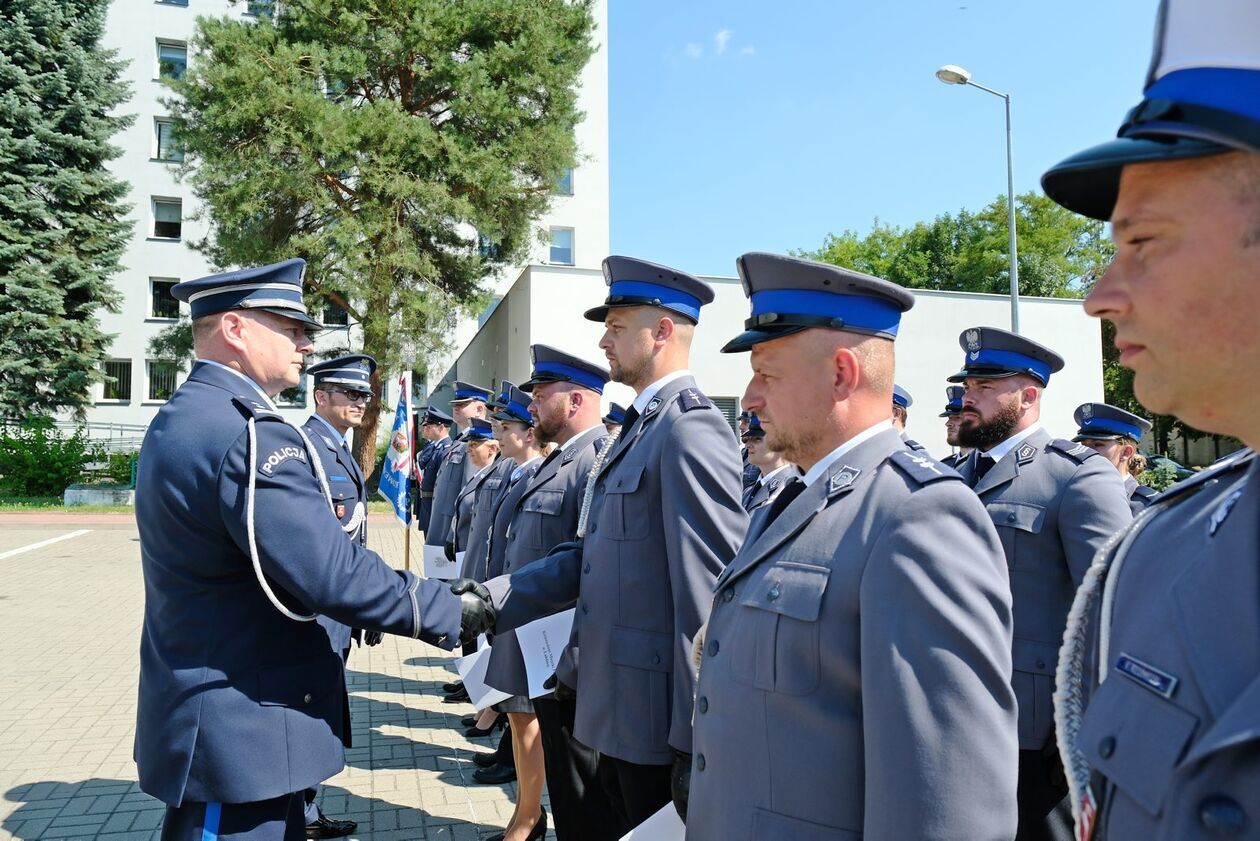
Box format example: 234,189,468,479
741,479,760,510
621,405,640,432
970,454,996,488
762,478,805,525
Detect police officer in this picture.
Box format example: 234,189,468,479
738,414,798,514
1044,3,1260,836
738,410,760,490
461,257,748,832
1071,402,1157,514
448,418,503,570
415,406,454,533
299,353,382,839
892,383,926,451
482,345,614,838
681,252,1017,839
949,326,1132,840
940,385,969,468
134,259,492,840
602,401,627,436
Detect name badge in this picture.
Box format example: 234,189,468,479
1115,653,1178,699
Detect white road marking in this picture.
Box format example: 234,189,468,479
0,529,93,560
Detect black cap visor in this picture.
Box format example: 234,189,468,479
255,306,324,331
946,367,1025,384
721,324,815,354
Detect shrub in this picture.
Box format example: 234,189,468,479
1137,460,1182,492
0,417,94,496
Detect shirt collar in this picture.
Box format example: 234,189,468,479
981,423,1043,463
559,423,606,452
800,420,893,487
759,464,795,486
197,359,275,408
309,412,348,446
632,369,692,414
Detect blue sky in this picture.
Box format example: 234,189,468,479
608,0,1153,277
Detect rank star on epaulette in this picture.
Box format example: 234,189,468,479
907,452,942,475
1017,443,1037,464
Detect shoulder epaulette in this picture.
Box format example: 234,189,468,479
1133,484,1159,500
592,434,610,455
903,437,927,452
1153,449,1254,505
1048,438,1097,463
231,394,282,420
889,449,963,485
677,387,712,412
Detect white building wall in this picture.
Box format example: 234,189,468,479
446,266,1107,457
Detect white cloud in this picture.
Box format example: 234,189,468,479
684,42,704,60
714,29,733,55
739,45,756,56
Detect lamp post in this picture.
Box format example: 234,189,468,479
936,64,1020,334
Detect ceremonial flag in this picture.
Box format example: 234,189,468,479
377,370,413,526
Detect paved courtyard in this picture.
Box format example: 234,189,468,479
0,517,549,840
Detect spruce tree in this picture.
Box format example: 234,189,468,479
0,0,131,418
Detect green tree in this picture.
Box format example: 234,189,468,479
0,0,132,418
165,0,595,466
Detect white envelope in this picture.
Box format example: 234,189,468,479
514,608,577,699
454,645,511,711
620,802,685,840
423,543,458,580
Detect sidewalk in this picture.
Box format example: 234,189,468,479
0,521,547,840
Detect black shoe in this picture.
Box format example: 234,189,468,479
472,762,517,785
461,714,477,728
442,680,464,694
472,750,501,768
305,815,357,839
443,686,470,703
465,715,505,738
485,807,547,841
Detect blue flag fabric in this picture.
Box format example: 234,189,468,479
376,371,413,526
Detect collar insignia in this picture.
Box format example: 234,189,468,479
1017,443,1037,463
830,466,860,492
647,397,662,414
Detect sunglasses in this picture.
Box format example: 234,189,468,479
325,387,370,405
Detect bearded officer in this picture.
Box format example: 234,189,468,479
949,326,1132,840
1043,3,1260,837
298,353,382,839
456,257,748,832
1071,403,1157,514
134,259,492,841
681,252,1017,839
940,385,969,468
415,406,454,534
739,414,799,514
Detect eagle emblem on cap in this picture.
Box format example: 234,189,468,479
1081,403,1094,423
602,264,613,285
965,329,981,352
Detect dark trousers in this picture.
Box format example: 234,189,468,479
1016,747,1074,841
162,794,304,841
595,753,672,837
534,696,621,841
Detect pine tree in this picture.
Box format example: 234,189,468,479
0,0,132,418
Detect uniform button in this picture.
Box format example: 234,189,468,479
707,640,719,657
583,563,591,574
581,603,589,615
698,696,708,714
651,653,661,665
722,588,734,602
1199,795,1247,835
303,693,313,705
1098,736,1115,758
1007,512,1017,522
696,754,706,771
767,585,780,601
1036,658,1046,670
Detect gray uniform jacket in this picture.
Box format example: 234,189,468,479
426,439,473,545
485,376,748,764
688,429,1018,840
1067,450,1259,841
1124,474,1159,514
960,427,1132,750
458,458,514,578
484,461,544,582
742,465,801,513
484,427,606,695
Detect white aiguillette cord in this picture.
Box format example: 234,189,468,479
576,425,621,539
246,416,339,622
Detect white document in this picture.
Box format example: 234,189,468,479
620,803,685,841
454,645,511,711
514,608,577,699
423,543,458,580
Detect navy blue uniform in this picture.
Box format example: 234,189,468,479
134,361,461,811
417,436,453,535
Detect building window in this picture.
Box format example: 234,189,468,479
549,227,574,265
322,297,349,326
245,0,275,17
150,278,180,319
710,397,740,432
156,0,189,6
554,168,574,196
154,118,182,162
157,41,187,80
152,198,182,239
277,376,307,408
147,360,179,401
102,359,132,401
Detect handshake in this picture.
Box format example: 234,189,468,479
451,578,496,646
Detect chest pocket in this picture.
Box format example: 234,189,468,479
1079,669,1199,818
987,502,1046,570
600,463,647,540
518,489,564,550
448,450,465,466
728,562,829,696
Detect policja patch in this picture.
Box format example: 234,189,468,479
259,446,307,476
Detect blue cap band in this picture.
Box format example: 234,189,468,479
454,388,489,402
531,361,607,394
1078,417,1143,440
749,289,903,337
964,348,1053,385
609,280,702,322
947,397,963,410
1144,67,1260,128
497,398,533,424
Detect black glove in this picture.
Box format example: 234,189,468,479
670,749,692,823
444,540,457,563
542,672,576,702
364,630,383,646
450,578,496,646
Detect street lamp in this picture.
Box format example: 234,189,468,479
936,64,1020,334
